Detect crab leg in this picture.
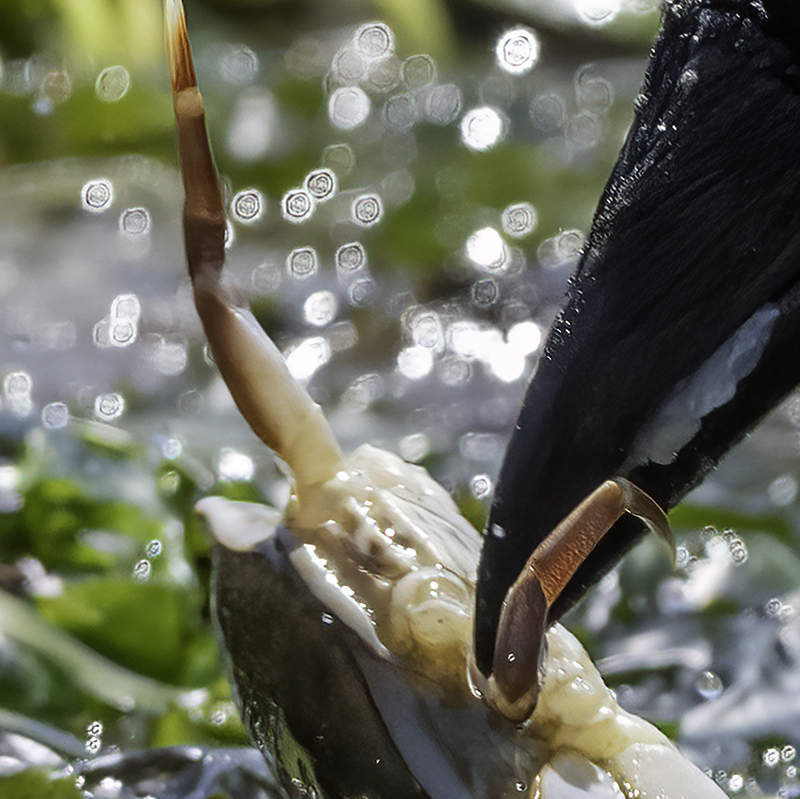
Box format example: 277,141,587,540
484,478,673,723
165,0,342,490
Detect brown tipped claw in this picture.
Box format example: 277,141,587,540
478,478,674,724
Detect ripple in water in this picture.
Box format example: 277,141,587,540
82,179,113,213
351,194,383,227
281,189,315,223
231,189,264,223
495,27,540,75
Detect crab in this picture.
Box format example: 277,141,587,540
164,0,800,796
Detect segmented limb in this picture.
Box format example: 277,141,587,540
165,0,342,489
481,478,674,723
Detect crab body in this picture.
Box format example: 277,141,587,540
199,447,724,799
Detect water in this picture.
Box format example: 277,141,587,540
1,2,798,797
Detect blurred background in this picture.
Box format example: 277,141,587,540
1,0,800,797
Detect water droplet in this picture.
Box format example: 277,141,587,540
41,402,69,430
466,227,508,272
515,781,526,793
355,23,394,58
470,474,492,499
675,545,690,568
95,65,130,102
471,278,499,308
460,106,505,151
282,189,315,223
82,179,113,213
304,168,337,201
321,612,334,625
782,746,796,763
218,448,255,482
351,194,383,227
232,189,264,223
304,291,338,326
111,320,137,347
403,54,436,87
766,597,784,617
491,524,506,539
425,84,462,124
729,538,748,565
728,774,744,793
764,748,781,768
336,242,367,274
287,247,318,280
119,207,150,237
495,27,540,75
502,202,537,238
131,560,151,582
695,670,723,700
146,540,162,558
87,721,103,736
566,111,601,150
94,392,125,421
438,356,471,386
332,48,367,84
329,86,371,130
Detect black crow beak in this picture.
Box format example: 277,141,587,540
474,0,800,681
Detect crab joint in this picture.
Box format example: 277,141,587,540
166,0,342,490
478,478,674,724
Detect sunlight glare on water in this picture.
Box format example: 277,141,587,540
94,392,125,421
286,337,331,380
351,194,384,227
336,242,367,274
282,189,315,223
304,291,339,326
460,107,505,151
3,371,32,418
574,0,621,26
502,202,537,238
355,23,394,59
328,86,371,130
287,247,318,280
95,65,130,102
466,227,509,273
231,189,264,223
495,28,540,75
304,168,337,202
81,179,113,213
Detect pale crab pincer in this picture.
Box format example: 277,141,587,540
167,0,800,796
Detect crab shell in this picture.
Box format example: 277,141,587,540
199,445,726,799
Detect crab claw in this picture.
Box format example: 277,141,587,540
165,0,342,490
475,479,673,723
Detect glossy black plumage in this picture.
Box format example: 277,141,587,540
475,0,800,675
